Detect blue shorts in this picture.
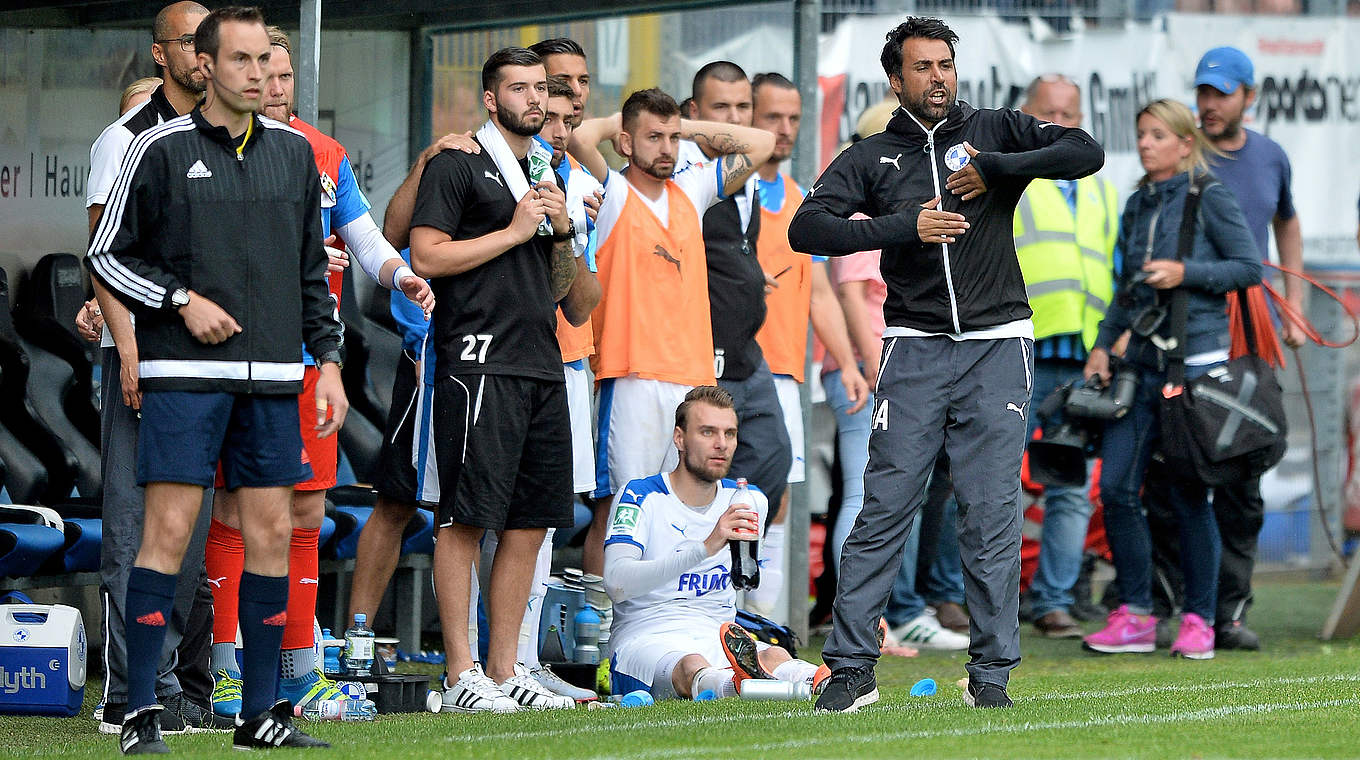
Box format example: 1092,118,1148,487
137,391,312,489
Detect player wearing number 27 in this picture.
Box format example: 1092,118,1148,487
409,46,586,710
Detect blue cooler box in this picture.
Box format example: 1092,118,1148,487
0,603,86,716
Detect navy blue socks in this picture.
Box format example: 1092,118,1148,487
124,567,178,712
237,572,290,717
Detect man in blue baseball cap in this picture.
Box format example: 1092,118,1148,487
1146,44,1304,654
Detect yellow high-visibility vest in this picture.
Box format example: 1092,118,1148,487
1013,176,1118,350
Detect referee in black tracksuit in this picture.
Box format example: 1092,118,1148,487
87,8,343,753
788,18,1103,712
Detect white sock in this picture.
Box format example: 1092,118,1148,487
772,659,819,685
747,523,785,618
519,529,554,669
691,666,737,699
280,646,314,680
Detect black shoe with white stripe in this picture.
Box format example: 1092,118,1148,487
812,665,879,713
119,704,169,755
232,700,329,750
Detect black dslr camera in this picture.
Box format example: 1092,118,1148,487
1027,366,1137,488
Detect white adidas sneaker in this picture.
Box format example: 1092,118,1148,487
890,608,970,650
441,665,519,714
530,664,597,702
499,664,576,710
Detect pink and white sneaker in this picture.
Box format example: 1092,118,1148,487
1169,613,1215,660
1082,605,1157,654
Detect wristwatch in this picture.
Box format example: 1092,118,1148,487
170,288,190,310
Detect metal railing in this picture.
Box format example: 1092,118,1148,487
820,0,1349,32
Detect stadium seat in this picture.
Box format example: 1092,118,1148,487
330,505,373,560
400,509,435,555
0,421,47,506
15,334,100,497
0,505,66,577
58,517,101,573
318,514,337,556
338,266,389,431
0,268,82,502
14,253,100,441
337,412,382,485
364,321,403,415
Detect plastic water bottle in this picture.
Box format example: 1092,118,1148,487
596,690,654,707
738,680,812,701
727,479,761,590
342,613,375,677
294,698,377,722
574,606,601,665
295,700,343,721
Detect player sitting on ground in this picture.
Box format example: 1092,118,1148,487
603,385,826,700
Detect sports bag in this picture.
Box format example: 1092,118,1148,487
1157,172,1287,486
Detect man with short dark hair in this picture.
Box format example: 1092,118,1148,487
88,6,343,753
530,38,590,126
83,0,228,736
411,46,581,713
464,72,603,704
568,89,774,526
789,16,1103,712
682,61,793,568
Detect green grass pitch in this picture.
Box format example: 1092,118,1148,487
2,579,1356,759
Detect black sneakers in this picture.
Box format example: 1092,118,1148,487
119,705,169,755
161,691,235,732
102,698,188,736
233,700,330,750
812,666,879,713
963,679,1013,708
1216,620,1261,651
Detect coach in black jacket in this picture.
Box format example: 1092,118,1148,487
789,17,1103,713
86,7,340,753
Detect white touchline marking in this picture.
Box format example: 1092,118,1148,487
432,673,1360,747
614,697,1360,760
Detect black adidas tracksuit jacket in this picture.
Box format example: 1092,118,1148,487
86,106,341,395
788,102,1105,334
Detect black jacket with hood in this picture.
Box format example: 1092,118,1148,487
788,102,1105,334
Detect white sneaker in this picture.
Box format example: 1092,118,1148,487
890,609,970,650
500,664,576,709
442,665,519,714
530,664,597,702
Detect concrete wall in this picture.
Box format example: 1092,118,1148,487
0,27,409,297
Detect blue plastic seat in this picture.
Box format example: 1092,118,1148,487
0,523,65,577
330,505,373,560
60,517,101,573
400,509,435,555
318,514,337,554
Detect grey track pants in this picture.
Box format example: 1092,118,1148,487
823,335,1032,686
98,347,213,704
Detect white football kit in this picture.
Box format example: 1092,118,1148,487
604,472,768,695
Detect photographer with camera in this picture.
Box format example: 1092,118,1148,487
1080,100,1259,661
